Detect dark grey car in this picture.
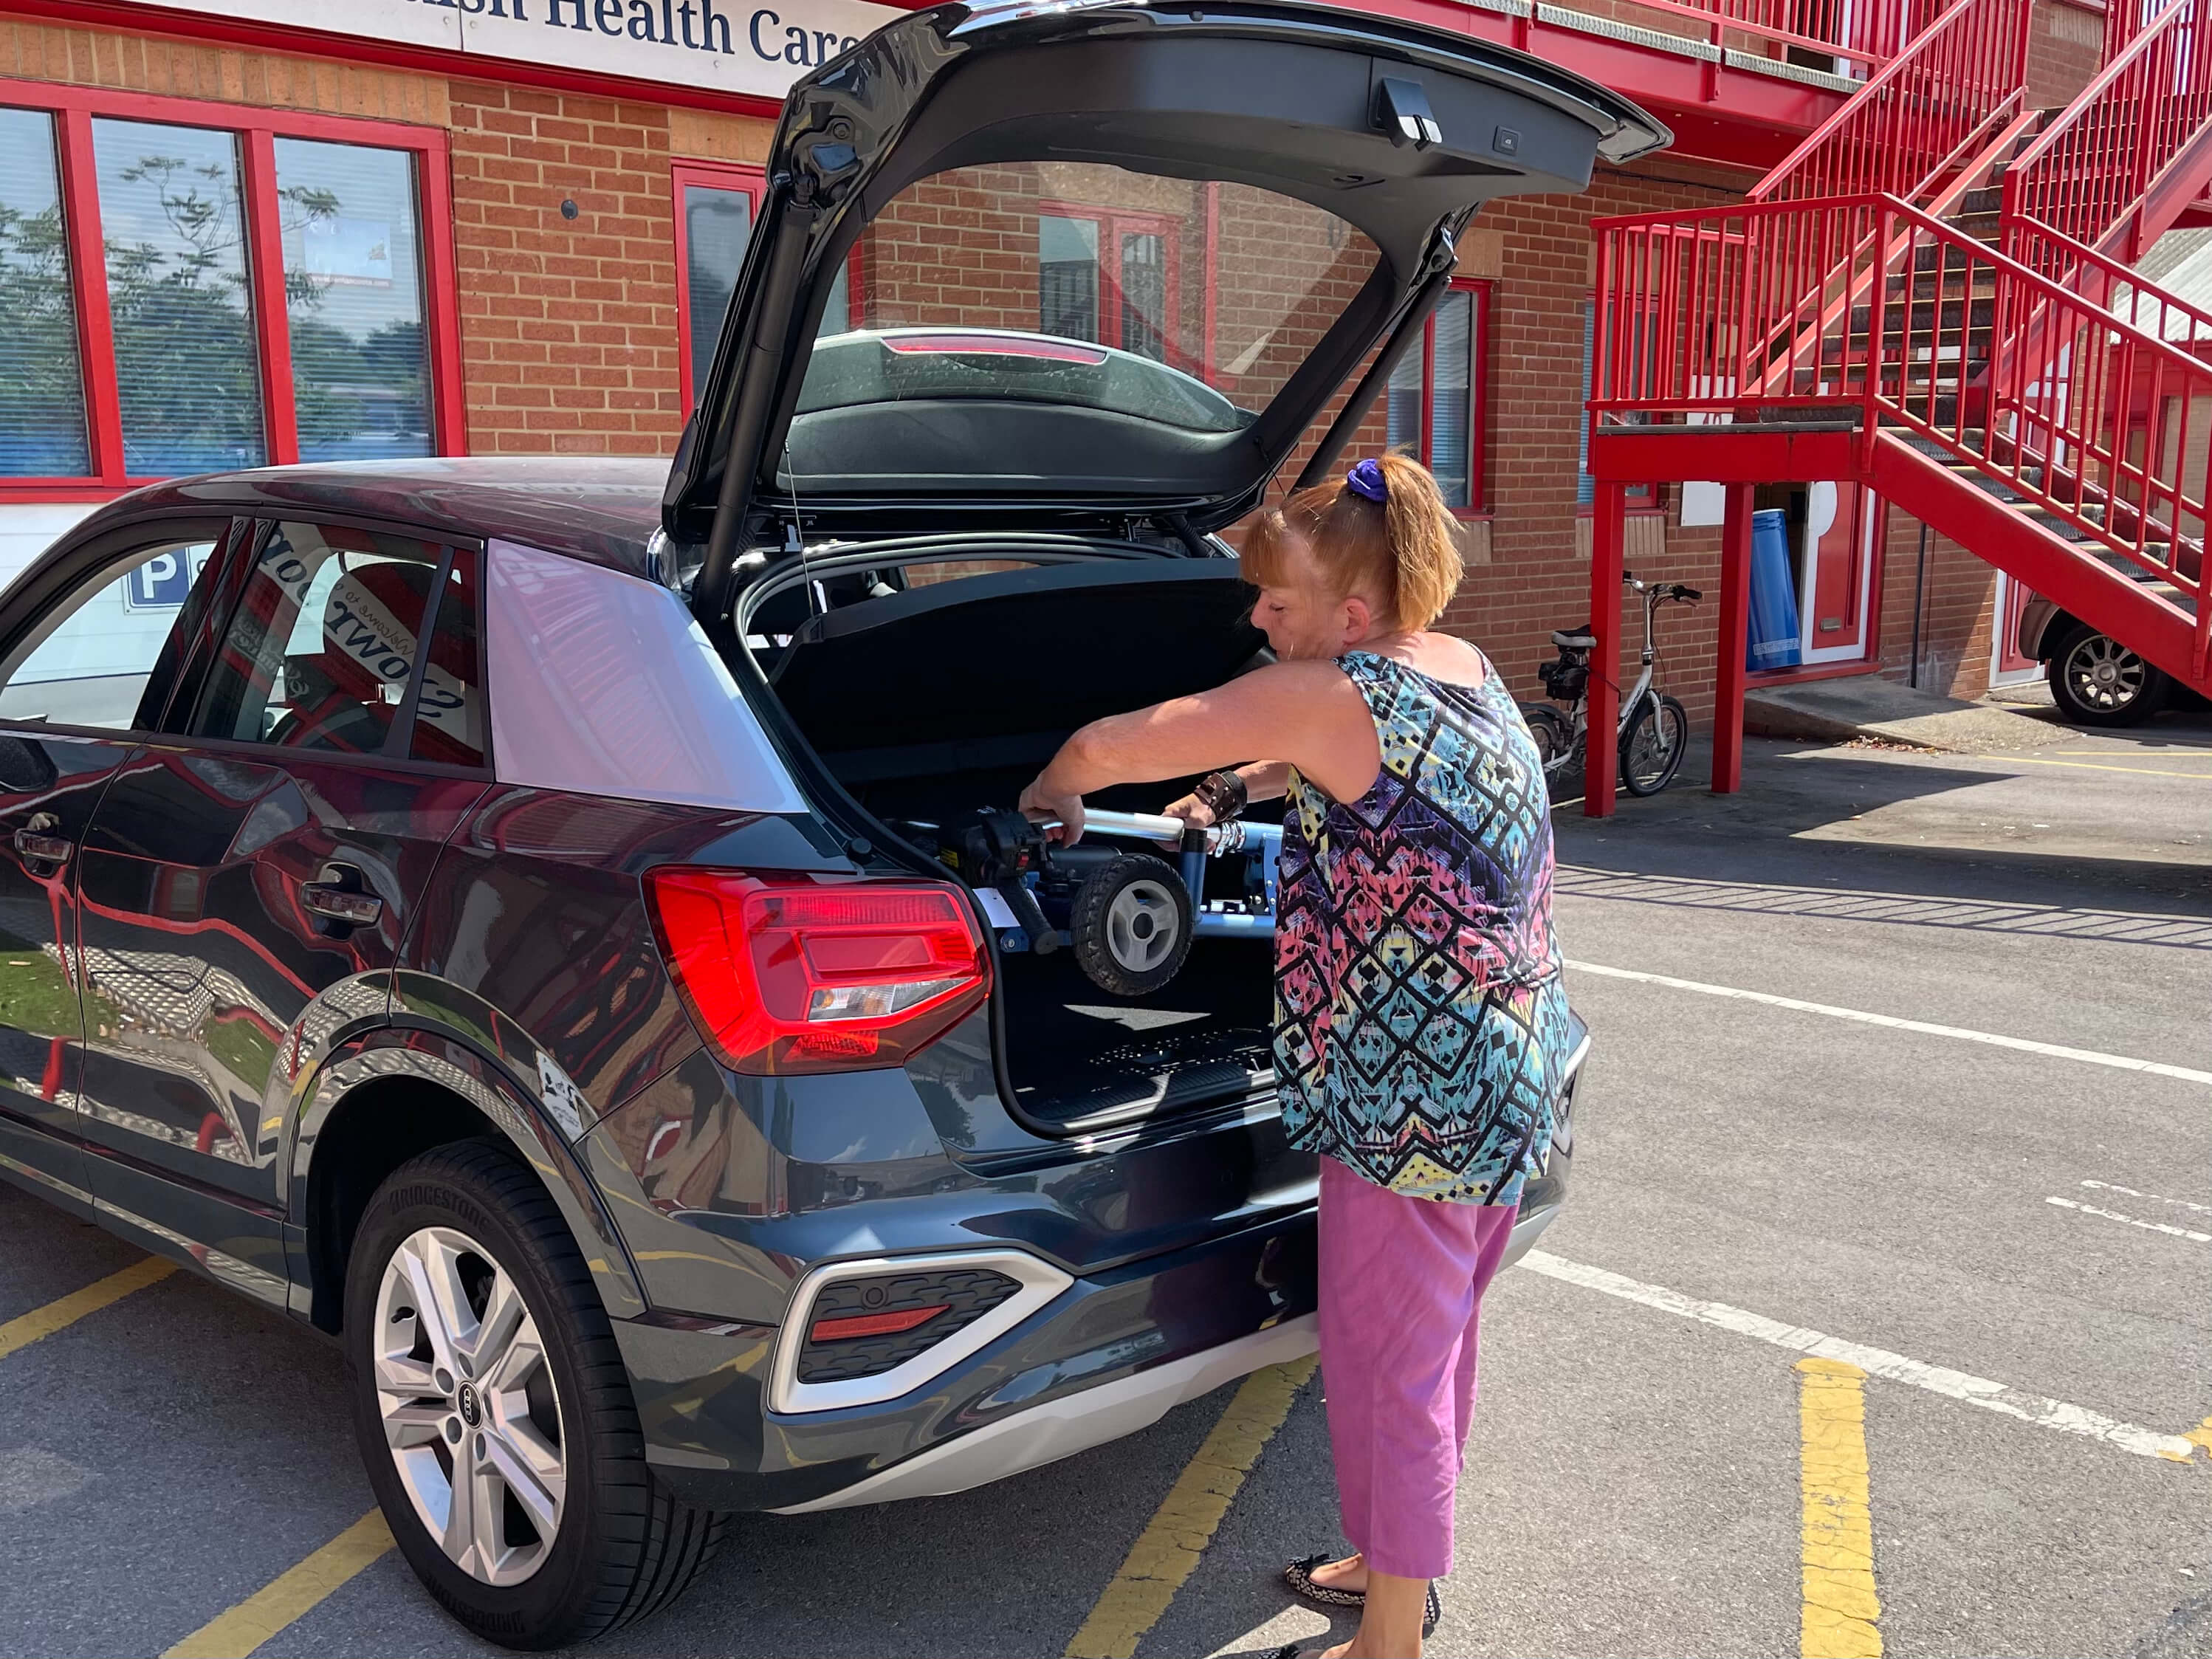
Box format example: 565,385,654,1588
0,2,1647,1644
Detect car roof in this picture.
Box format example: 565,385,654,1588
92,458,670,582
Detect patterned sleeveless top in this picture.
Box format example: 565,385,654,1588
1272,650,1569,1205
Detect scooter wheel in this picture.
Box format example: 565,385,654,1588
1070,853,1193,997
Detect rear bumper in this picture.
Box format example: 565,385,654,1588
774,1189,1562,1512
619,1172,1564,1514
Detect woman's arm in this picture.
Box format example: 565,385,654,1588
1159,760,1291,837
1017,662,1377,840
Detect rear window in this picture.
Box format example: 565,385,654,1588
789,160,1378,440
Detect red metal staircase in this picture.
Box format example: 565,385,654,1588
1582,0,2212,813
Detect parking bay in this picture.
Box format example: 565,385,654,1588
1,727,2206,1658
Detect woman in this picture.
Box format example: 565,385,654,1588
1018,453,1567,1659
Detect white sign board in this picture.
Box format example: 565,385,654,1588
125,0,906,102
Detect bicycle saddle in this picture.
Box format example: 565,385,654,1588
1551,628,1598,649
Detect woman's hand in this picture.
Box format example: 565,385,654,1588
1017,772,1084,845
1158,789,1215,849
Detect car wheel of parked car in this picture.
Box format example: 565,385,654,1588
2048,625,2169,727
346,1139,725,1650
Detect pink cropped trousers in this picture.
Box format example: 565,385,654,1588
1316,1154,1520,1581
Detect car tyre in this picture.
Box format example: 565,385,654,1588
2047,624,2168,727
344,1138,725,1651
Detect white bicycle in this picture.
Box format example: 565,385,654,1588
1522,570,1700,798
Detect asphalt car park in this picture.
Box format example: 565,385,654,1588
3,715,2207,1659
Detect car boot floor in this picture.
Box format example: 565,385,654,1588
1000,941,1277,1128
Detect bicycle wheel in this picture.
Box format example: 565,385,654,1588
1618,694,1688,796
1519,704,1584,798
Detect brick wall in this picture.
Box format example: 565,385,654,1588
447,85,691,455
1873,514,2004,697
2027,0,2104,111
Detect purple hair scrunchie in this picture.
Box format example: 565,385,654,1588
1344,457,1387,503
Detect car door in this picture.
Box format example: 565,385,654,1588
0,516,238,1214
75,517,490,1302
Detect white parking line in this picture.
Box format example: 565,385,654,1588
2046,1195,2212,1245
1520,1251,2199,1463
2081,1179,2212,1217
1564,959,2212,1088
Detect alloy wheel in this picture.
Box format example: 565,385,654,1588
372,1226,566,1587
2062,633,2146,713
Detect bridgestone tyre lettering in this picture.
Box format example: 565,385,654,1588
345,1139,726,1650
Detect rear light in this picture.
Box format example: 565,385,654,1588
645,870,989,1074
808,1304,948,1343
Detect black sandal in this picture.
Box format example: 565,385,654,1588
1280,1556,1442,1634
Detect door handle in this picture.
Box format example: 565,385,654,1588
302,885,382,927
302,865,384,932
14,814,70,868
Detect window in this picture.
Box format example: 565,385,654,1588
673,161,852,412
0,82,460,495
189,523,484,767
0,107,89,477
0,536,219,729
1386,280,1488,512
1034,205,1181,365
1579,298,1658,509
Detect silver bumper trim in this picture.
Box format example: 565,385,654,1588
771,1313,1320,1513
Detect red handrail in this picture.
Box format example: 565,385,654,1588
1592,194,2208,625
1748,0,2033,203
2003,0,2212,260
2006,216,2212,349
2104,0,2179,65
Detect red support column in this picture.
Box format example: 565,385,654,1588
1712,481,1754,794
1584,481,1626,816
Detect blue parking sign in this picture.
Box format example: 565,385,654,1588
124,549,201,611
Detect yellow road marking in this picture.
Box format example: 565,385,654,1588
2050,749,2212,758
1065,1356,1316,1659
1797,1357,1882,1659
162,1510,394,1659
2002,757,2212,781
2182,1418,2212,1465
0,1256,176,1361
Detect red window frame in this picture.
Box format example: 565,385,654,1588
0,78,465,504
672,160,763,415
1036,200,1187,374
1392,277,1492,517
672,159,868,413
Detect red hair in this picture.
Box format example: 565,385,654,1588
1240,453,1462,630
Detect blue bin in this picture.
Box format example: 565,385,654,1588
1746,507,1802,672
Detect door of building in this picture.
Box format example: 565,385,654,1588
1991,571,2041,684
1798,481,1878,664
